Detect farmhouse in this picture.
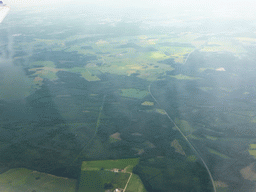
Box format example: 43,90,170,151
114,188,123,192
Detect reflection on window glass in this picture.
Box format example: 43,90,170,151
0,0,256,191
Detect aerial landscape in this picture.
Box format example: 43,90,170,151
1,1,256,191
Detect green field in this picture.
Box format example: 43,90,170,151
78,170,131,192
78,171,104,192
248,150,256,158
126,174,147,192
68,67,100,81
27,61,61,81
119,89,148,99
79,158,141,191
81,158,139,171
0,168,77,192
24,34,200,83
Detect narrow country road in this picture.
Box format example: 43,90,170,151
123,172,132,192
72,95,106,163
148,48,217,192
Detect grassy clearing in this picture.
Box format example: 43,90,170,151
141,101,154,106
248,150,256,158
33,76,43,86
0,168,76,192
208,148,230,159
68,67,100,81
29,61,61,80
109,132,121,143
150,52,167,59
175,118,195,135
171,139,186,155
126,174,147,192
169,74,200,80
32,68,59,80
250,144,256,149
156,109,166,115
79,159,140,191
81,158,139,171
119,89,148,99
200,40,245,54
187,155,197,162
157,43,194,63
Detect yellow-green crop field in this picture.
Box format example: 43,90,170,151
141,101,154,106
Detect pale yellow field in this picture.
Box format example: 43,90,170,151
141,101,154,106
156,109,166,115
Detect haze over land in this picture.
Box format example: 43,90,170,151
1,1,256,192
